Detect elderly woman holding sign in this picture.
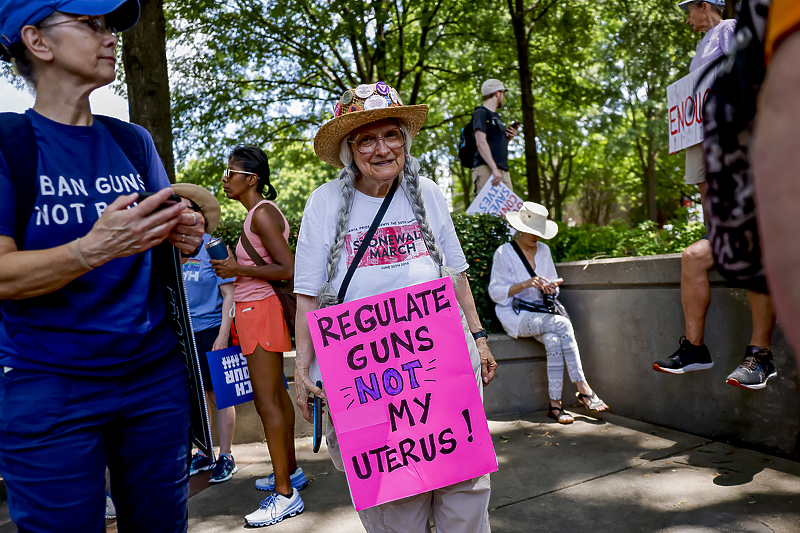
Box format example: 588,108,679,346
292,82,498,532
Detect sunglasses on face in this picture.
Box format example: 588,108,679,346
39,15,119,36
349,128,406,155
222,168,251,179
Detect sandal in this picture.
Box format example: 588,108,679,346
576,391,609,412
547,405,574,424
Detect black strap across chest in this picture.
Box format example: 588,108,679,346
337,176,399,304
510,240,537,278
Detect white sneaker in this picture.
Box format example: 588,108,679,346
245,488,304,527
255,467,308,491
105,492,116,520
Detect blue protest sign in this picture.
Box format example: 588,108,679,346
206,346,254,409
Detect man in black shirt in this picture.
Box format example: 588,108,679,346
472,79,518,193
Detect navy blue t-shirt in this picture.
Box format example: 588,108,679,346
0,110,177,377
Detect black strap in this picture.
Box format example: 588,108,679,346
337,177,399,304
510,240,537,278
0,113,38,250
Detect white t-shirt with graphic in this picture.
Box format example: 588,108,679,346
294,176,468,303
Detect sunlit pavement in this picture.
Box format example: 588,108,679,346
1,410,799,532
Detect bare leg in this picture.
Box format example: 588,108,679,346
681,239,715,345
206,391,236,456
247,346,296,496
748,291,777,349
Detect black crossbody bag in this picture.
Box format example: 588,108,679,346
509,241,570,320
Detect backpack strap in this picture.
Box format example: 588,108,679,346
94,115,148,183
0,112,38,250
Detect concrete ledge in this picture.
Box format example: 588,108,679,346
511,253,800,458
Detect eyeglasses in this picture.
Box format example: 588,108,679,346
349,128,406,155
223,168,251,179
39,15,118,36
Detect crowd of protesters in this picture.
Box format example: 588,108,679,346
0,0,797,531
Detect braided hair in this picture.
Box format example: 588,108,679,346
317,120,456,307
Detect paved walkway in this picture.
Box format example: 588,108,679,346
2,411,799,532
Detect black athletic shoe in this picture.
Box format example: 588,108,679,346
653,336,714,374
726,346,777,390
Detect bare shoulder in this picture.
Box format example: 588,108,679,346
253,202,285,233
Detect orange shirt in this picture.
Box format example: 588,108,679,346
766,0,800,64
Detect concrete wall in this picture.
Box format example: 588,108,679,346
551,254,799,458
214,254,800,459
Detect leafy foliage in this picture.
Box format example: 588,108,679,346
451,213,515,333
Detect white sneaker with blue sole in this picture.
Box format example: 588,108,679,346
245,488,304,527
255,467,308,491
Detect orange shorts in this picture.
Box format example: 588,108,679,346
234,295,291,355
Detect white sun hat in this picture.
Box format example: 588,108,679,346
505,202,559,239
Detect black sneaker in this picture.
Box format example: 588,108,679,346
653,336,714,374
726,346,777,390
209,454,238,483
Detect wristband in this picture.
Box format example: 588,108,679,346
472,329,488,341
72,238,93,270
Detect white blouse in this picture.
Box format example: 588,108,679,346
488,241,560,338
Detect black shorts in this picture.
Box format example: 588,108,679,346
193,326,219,392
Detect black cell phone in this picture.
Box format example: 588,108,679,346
136,192,182,211
312,381,323,453
510,121,521,129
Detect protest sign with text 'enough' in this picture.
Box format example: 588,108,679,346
307,277,497,511
667,68,717,154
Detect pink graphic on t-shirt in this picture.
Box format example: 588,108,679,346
345,222,429,268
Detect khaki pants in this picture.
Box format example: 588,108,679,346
684,144,706,185
358,474,492,533
472,165,513,194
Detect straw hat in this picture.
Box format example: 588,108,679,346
172,183,221,235
506,202,559,240
314,81,429,168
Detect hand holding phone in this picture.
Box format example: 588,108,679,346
137,192,181,211
550,278,563,286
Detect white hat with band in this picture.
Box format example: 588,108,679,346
506,202,559,240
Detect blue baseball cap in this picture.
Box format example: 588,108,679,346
677,0,725,11
0,0,140,50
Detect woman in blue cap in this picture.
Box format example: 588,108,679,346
0,1,203,531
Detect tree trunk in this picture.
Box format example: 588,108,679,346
121,0,175,183
458,165,472,210
646,144,657,223
508,0,541,203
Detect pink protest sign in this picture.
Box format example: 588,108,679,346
307,277,497,511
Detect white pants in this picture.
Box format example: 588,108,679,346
519,312,586,400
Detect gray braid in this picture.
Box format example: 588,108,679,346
317,122,457,307
396,122,457,284
400,155,458,283
317,139,358,307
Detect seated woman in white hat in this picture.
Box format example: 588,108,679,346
488,203,608,423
